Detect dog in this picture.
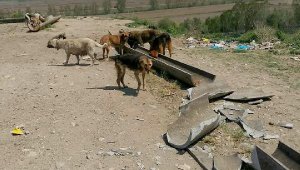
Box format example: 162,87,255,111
99,30,129,59
47,34,107,65
149,32,173,58
127,29,160,48
115,54,153,92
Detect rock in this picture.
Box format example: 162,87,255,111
106,151,115,156
177,164,191,170
55,161,65,169
137,161,145,169
154,156,161,165
27,151,37,157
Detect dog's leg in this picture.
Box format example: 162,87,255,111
134,71,141,92
121,67,127,88
64,53,71,65
102,48,106,59
76,55,80,65
88,52,95,66
107,47,110,59
142,71,146,91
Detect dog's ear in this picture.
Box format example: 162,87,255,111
108,31,112,35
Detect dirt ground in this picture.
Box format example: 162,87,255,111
0,17,299,170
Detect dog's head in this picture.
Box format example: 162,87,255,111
140,56,153,73
120,31,130,43
150,50,159,58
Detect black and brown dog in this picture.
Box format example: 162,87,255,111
149,32,172,58
115,54,152,92
127,29,160,48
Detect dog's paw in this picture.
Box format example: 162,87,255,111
142,88,147,91
75,63,79,65
123,85,128,88
63,62,68,65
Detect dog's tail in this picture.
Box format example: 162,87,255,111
95,42,108,48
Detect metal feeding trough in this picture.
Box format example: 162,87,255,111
123,46,216,87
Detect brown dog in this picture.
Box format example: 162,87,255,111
149,33,173,58
115,54,152,92
99,30,129,59
127,29,160,48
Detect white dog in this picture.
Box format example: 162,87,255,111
47,34,107,65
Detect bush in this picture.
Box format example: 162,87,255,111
126,18,153,28
237,31,257,43
254,26,277,43
158,18,184,35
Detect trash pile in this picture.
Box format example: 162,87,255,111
25,13,61,32
184,37,279,52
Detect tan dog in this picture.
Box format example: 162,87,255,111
47,34,107,65
149,33,172,58
99,30,129,59
115,54,152,92
127,29,160,48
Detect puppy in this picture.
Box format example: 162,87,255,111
47,34,107,65
149,33,173,58
99,30,129,59
115,54,152,92
127,29,160,48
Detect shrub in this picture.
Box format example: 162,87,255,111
158,18,184,35
126,18,153,28
237,31,257,43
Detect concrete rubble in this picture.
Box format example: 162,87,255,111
252,141,300,170
166,94,220,149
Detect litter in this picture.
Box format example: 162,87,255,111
25,13,61,32
210,43,224,50
235,44,251,51
11,128,24,135
166,94,220,149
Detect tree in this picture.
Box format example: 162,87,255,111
116,0,126,13
150,0,159,10
0,9,4,19
166,0,172,9
293,0,300,26
73,4,83,16
90,2,99,15
47,4,57,15
64,5,72,16
83,5,91,16
103,0,111,14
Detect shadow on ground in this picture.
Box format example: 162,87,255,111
86,86,138,96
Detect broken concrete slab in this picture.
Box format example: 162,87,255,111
224,88,274,102
214,102,254,122
272,141,300,170
166,94,220,149
187,79,233,101
252,146,289,170
187,148,213,170
239,118,265,139
248,99,264,105
213,154,242,170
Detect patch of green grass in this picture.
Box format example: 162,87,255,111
125,17,153,28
